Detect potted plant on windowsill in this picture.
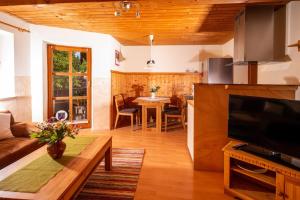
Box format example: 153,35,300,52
30,118,79,159
150,85,160,98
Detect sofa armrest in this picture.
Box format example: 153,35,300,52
10,122,38,138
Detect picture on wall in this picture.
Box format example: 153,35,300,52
115,50,120,66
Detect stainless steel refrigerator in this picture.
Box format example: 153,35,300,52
202,58,233,84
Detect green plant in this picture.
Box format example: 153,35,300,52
53,50,69,72
72,53,87,72
31,119,79,144
150,85,160,93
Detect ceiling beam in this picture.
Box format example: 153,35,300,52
0,0,120,6
0,0,289,6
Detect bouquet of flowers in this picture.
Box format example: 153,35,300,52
150,85,160,93
30,118,79,144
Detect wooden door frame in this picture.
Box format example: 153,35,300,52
47,44,92,128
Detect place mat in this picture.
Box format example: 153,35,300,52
0,136,97,193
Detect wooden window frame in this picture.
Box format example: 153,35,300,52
47,44,92,128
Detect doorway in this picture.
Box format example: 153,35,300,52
47,44,91,128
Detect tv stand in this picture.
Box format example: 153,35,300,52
234,143,300,171
234,143,280,157
223,141,300,200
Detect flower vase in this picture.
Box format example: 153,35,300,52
151,92,156,98
47,140,66,159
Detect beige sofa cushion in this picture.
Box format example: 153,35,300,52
0,113,14,140
0,110,15,125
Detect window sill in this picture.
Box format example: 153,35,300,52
0,96,17,101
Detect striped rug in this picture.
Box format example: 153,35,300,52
75,148,145,200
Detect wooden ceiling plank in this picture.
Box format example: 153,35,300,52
0,0,288,45
0,0,120,7
0,0,289,6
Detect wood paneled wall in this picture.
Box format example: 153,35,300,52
111,71,201,98
111,70,201,129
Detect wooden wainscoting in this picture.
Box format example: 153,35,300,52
111,70,201,129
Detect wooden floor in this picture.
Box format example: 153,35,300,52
82,127,233,200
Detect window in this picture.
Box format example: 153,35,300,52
0,30,15,99
47,45,91,128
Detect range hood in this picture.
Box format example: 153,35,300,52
234,5,289,64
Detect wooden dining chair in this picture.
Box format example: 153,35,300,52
114,94,139,131
164,96,186,132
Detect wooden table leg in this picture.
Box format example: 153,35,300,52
156,105,162,133
142,105,147,131
105,146,112,171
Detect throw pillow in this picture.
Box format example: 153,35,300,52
0,113,14,140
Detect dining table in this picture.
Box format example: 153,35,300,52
133,96,171,133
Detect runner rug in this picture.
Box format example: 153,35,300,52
75,148,145,200
0,136,96,193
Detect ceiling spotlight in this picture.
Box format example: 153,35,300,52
149,34,154,42
121,1,132,12
114,10,121,17
136,10,141,18
114,1,141,18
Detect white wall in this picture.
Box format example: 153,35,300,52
0,13,32,121
0,12,121,129
0,30,15,98
122,45,224,72
258,1,300,86
0,13,31,77
30,25,121,129
222,39,234,57
222,2,300,86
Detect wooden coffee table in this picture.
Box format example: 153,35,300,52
0,135,112,200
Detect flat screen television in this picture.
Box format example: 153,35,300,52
228,95,300,164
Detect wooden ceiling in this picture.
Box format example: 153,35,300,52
0,0,289,45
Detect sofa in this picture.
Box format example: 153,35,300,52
0,110,43,169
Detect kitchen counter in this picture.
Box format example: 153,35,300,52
195,83,299,91
197,83,300,86
192,84,299,171
187,100,194,106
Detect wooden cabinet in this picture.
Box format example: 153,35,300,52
277,175,300,200
223,141,300,200
276,173,285,200
187,100,194,161
194,84,298,171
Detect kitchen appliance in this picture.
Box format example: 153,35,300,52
232,5,289,85
234,5,287,63
228,95,300,169
202,58,233,84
